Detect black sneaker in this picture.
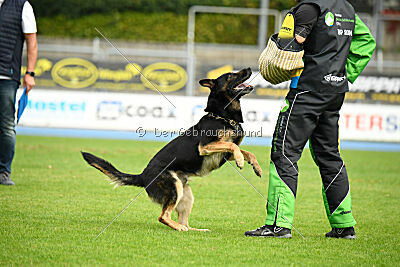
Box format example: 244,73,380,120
245,225,292,238
0,172,15,186
325,227,355,239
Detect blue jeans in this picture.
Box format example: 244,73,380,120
0,80,18,174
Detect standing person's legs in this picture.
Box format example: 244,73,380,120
309,93,356,231
245,90,328,237
0,80,19,184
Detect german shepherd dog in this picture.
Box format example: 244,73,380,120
82,68,262,232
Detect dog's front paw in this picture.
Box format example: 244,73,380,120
253,163,262,177
248,156,262,177
236,156,244,169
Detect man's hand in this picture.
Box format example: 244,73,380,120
23,74,35,93
295,34,306,44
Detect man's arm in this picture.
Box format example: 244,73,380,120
346,14,376,84
21,1,37,93
24,33,37,93
294,3,319,44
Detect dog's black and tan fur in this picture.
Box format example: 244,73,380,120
82,68,262,232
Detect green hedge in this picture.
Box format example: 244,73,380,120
32,0,295,18
38,11,277,44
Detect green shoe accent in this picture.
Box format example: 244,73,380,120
322,185,356,228
265,161,295,229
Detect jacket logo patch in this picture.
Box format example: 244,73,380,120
324,74,346,83
325,12,335,27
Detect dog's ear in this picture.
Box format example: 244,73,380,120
199,79,215,89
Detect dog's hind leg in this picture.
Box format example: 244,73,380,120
176,185,209,232
159,205,188,231
158,174,188,231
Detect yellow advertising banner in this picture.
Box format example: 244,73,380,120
22,57,188,93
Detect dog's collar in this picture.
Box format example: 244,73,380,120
207,112,239,127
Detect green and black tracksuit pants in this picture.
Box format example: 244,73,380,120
266,89,356,229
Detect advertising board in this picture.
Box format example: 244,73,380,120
17,90,400,142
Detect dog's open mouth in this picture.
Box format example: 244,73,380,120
234,82,254,92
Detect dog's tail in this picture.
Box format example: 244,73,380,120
81,152,144,188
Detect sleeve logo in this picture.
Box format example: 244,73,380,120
280,99,290,113
325,12,335,27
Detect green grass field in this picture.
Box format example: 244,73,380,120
1,136,399,266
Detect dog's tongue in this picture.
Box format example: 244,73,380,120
236,83,251,89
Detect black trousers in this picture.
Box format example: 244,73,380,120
266,89,356,228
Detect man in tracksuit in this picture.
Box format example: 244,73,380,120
245,0,375,238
